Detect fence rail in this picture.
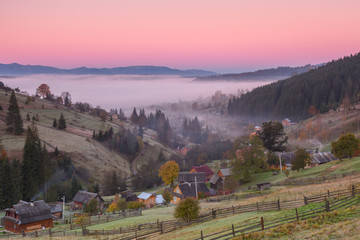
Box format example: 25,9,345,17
101,185,360,240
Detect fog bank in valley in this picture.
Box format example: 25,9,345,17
1,74,275,113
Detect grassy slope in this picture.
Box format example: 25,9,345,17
0,89,176,183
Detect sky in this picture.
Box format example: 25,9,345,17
1,0,360,73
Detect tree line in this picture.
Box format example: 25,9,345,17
228,53,360,122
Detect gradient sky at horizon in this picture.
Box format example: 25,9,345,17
1,0,360,73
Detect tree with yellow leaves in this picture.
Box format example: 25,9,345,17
158,160,179,187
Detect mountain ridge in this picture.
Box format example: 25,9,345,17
0,63,216,77
194,64,321,81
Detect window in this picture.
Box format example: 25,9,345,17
174,196,177,201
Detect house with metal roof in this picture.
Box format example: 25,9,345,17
137,192,156,208
190,165,215,182
178,172,206,183
2,200,53,233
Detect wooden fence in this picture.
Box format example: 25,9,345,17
97,186,360,240
194,194,360,239
0,209,141,239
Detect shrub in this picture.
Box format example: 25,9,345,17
127,201,146,209
163,191,173,206
117,199,128,211
174,198,200,223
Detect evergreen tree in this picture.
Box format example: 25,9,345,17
70,177,82,199
54,146,59,156
26,113,30,121
130,107,139,124
6,91,24,135
52,118,57,128
22,123,42,201
58,113,66,130
10,159,22,205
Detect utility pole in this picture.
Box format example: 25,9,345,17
279,152,283,174
195,176,198,199
61,196,65,223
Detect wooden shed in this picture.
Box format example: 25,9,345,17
2,200,53,233
72,190,104,211
137,192,156,208
256,182,271,191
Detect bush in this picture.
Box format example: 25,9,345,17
174,198,200,223
117,199,128,211
127,201,146,209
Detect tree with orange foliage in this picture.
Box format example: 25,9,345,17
158,160,179,187
36,83,51,99
308,105,317,116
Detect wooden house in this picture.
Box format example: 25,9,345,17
49,204,62,219
178,172,206,184
137,192,156,208
209,174,223,191
120,190,137,202
190,165,215,182
72,190,104,211
282,118,291,126
2,200,53,233
217,168,231,178
171,182,210,204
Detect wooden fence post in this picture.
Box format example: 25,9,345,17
103,229,105,234
200,230,204,240
232,205,235,214
160,222,163,234
135,229,137,239
295,208,299,222
304,196,308,205
260,217,264,230
35,231,38,237
328,189,330,198
352,185,355,196
212,209,216,219
256,202,259,212
107,215,109,222
232,224,235,236
49,228,52,237
157,219,159,228
277,199,280,210
63,230,65,236
325,200,330,212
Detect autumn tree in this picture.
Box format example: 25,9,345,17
158,160,179,187
257,121,288,152
308,105,317,116
6,91,24,135
291,148,311,171
331,133,359,160
36,83,51,99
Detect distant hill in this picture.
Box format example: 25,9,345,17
194,65,319,81
228,53,360,122
0,63,216,77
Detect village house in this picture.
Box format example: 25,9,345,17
190,165,215,182
171,182,210,204
72,190,104,211
2,200,53,233
137,192,156,208
49,204,62,219
120,190,137,202
209,174,223,191
282,118,292,126
257,182,271,191
178,172,206,184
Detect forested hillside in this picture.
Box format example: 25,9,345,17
228,53,360,122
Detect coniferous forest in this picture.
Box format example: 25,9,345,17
228,53,360,122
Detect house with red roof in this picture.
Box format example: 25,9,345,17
190,165,214,182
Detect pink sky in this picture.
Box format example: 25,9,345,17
1,0,360,73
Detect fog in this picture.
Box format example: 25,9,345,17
1,74,275,112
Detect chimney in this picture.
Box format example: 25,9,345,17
30,201,34,207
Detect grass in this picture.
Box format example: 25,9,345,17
87,206,176,230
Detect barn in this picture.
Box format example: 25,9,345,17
2,200,53,233
72,190,104,211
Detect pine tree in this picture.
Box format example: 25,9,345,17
130,107,139,124
52,118,57,128
58,113,66,130
10,159,22,205
22,123,42,201
6,91,24,135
